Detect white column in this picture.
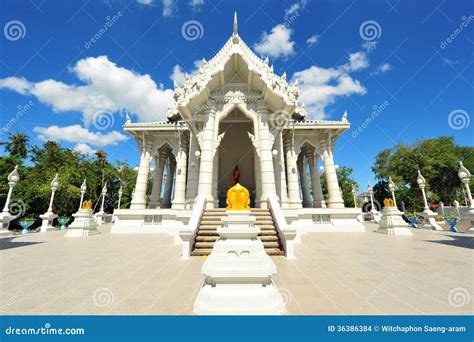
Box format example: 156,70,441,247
321,144,344,209
256,100,277,208
283,136,302,209
185,134,200,208
307,152,325,208
162,155,176,208
197,100,217,208
148,154,166,208
274,132,289,208
254,150,261,208
172,134,189,209
212,146,219,207
298,154,312,208
130,139,152,209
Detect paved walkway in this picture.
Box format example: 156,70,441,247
1,224,472,315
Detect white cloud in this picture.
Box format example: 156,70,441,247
74,143,96,155
169,59,203,85
292,54,369,119
284,0,309,20
0,76,32,94
162,0,175,16
189,0,204,7
136,0,154,5
306,35,319,47
254,24,295,59
378,63,392,72
0,56,175,124
33,125,128,147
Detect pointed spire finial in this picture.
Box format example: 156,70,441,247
233,12,238,34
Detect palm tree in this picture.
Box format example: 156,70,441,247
0,132,29,160
95,150,107,186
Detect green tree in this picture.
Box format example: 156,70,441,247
0,132,29,162
321,166,358,207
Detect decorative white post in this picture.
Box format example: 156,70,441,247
416,170,442,230
457,161,474,231
40,173,59,232
367,182,377,213
351,183,357,208
0,165,20,237
117,185,123,210
388,176,398,209
78,179,87,210
95,182,108,225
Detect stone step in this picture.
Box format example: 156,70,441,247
197,230,277,236
191,248,285,256
198,225,277,231
195,240,280,249
196,235,279,242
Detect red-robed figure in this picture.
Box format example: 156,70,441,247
232,165,240,185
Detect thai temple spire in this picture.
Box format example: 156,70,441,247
233,12,238,34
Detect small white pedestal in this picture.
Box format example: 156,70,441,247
0,212,16,238
376,207,413,236
39,211,57,232
194,210,285,315
422,209,443,230
94,211,107,225
65,209,99,237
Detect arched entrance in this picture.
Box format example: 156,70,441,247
217,108,256,207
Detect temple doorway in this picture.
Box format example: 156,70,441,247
217,109,256,207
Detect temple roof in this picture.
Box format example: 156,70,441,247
171,13,303,121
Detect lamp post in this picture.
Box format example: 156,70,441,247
40,173,60,232
2,166,19,213
0,166,20,237
416,170,429,212
99,182,107,214
351,183,357,208
388,176,398,209
458,161,474,231
47,174,59,213
368,182,377,214
78,179,87,210
416,170,442,230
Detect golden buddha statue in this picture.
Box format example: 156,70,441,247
226,183,250,210
82,200,93,209
383,198,395,208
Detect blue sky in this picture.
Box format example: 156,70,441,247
0,0,472,188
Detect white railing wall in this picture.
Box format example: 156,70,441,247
267,194,297,259
179,195,206,259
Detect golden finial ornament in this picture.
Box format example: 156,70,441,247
226,183,250,210
383,198,395,208
82,200,93,209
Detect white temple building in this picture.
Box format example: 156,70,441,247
112,14,364,258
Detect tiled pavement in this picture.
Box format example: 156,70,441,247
1,223,472,315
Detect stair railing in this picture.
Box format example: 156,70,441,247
267,194,297,259
179,195,206,259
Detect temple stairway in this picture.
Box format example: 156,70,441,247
191,208,285,256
